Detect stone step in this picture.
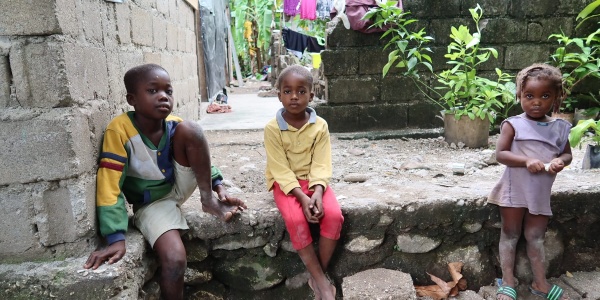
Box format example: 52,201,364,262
0,230,152,299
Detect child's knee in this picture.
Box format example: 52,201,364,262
159,251,187,278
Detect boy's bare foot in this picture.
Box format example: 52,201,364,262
202,196,246,222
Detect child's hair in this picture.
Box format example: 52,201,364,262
124,64,169,94
276,65,313,90
515,63,564,98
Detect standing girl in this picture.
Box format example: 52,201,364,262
264,65,343,300
489,63,572,300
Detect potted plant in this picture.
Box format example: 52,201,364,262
365,4,515,148
569,118,600,168
547,31,600,124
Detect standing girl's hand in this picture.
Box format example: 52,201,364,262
547,158,565,175
525,158,545,173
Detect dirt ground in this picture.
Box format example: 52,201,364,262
204,81,593,201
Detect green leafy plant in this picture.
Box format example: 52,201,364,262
365,3,515,123
576,0,600,28
363,0,434,77
569,119,600,147
548,31,600,113
230,0,274,74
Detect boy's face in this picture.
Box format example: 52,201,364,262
126,68,173,120
278,72,313,115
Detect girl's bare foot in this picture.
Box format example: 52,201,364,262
308,277,321,300
316,280,335,300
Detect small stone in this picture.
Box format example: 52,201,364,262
347,148,365,156
344,173,368,183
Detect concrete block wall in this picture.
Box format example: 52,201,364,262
317,0,595,132
0,0,200,262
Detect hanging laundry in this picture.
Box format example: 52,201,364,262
282,28,325,58
316,0,333,19
330,0,403,33
300,0,317,20
284,0,300,16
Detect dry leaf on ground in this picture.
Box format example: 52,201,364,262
415,262,467,300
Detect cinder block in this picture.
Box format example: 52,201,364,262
326,20,381,48
143,52,162,65
505,44,551,70
0,56,10,107
0,0,60,35
527,18,574,42
35,175,97,247
101,0,119,49
0,108,95,185
429,18,470,46
408,102,442,128
327,76,379,104
0,175,96,261
186,29,196,54
167,22,178,51
360,104,409,130
509,0,560,17
314,104,361,133
157,0,169,16
482,18,527,43
358,47,395,75
153,16,167,50
462,0,509,16
63,43,110,102
115,1,132,44
80,0,104,43
178,27,186,52
169,0,178,19
131,5,153,47
406,0,460,18
10,39,72,109
557,0,590,14
0,184,39,259
321,49,359,76
173,55,183,81
380,75,423,104
55,0,83,36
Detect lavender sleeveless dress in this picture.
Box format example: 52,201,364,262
487,114,571,216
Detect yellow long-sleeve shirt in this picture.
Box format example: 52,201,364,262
264,108,332,194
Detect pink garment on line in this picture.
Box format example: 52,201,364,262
284,0,300,16
300,0,317,20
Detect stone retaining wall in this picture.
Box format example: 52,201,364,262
0,0,200,262
317,0,597,132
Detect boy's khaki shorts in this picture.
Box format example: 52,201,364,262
133,161,197,248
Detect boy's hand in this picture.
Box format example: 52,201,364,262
547,158,565,175
84,240,126,270
214,184,247,210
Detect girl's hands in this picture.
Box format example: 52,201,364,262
525,158,565,174
547,158,565,175
525,158,545,173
